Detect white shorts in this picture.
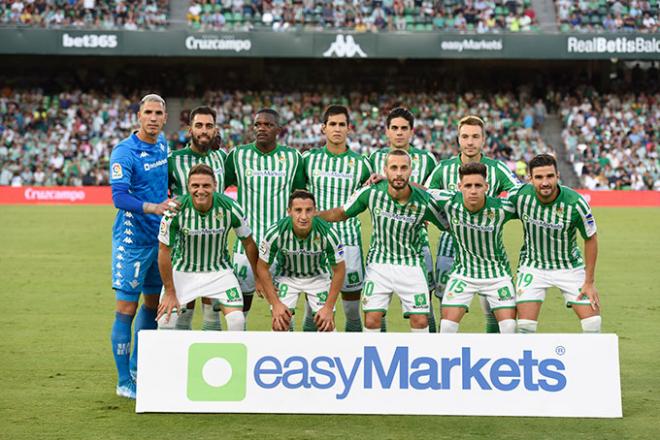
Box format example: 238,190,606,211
434,256,454,298
234,250,277,294
362,263,430,317
274,274,333,313
172,269,243,308
341,245,365,293
516,266,590,307
442,273,516,311
422,246,436,291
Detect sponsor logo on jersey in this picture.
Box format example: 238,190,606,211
448,183,457,191
556,207,564,217
376,209,418,224
129,280,140,289
122,237,133,244
123,221,133,227
245,168,287,178
116,254,124,261
280,248,322,257
112,163,123,179
323,35,367,58
314,170,354,180
186,227,226,236
487,210,496,221
144,158,168,171
522,214,564,230
215,212,224,221
125,213,133,218
116,263,122,269
259,240,269,256
124,229,133,236
117,246,125,252
139,152,150,158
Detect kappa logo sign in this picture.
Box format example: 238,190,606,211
323,35,367,58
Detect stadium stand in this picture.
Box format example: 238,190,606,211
0,0,169,30
0,87,549,186
560,88,659,190
555,0,659,33
186,0,539,32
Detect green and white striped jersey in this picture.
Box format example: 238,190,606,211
426,155,520,257
168,146,227,196
369,146,438,249
158,193,251,272
225,143,305,251
430,190,517,279
344,181,448,267
507,184,597,270
303,146,371,246
260,216,344,278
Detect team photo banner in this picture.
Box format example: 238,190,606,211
136,331,622,417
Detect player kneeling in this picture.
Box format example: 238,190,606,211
257,190,346,332
157,164,259,330
430,163,518,333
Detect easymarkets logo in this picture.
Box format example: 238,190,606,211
188,343,247,401
187,344,567,401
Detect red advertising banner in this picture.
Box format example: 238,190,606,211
0,186,657,207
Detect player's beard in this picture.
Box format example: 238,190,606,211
192,134,212,153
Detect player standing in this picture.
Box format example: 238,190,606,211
508,154,601,333
257,190,346,331
224,109,306,327
156,164,259,331
430,163,517,333
320,150,447,332
368,107,438,332
109,94,175,399
164,106,227,331
425,115,519,333
302,105,371,332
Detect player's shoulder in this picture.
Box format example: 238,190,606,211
437,156,457,167
302,147,324,159
508,183,533,198
312,216,333,232
112,134,138,154
369,147,388,159
276,144,302,155
176,194,193,211
214,192,240,210
483,156,510,170
169,147,190,158
560,185,589,206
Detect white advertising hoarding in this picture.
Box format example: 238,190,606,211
136,331,621,417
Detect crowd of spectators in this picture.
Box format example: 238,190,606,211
1,87,550,186
0,89,141,186
556,0,658,32
0,0,169,30
187,0,538,33
560,88,659,190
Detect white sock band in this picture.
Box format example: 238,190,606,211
581,316,602,333
363,326,381,333
440,319,459,333
517,319,538,333
498,319,517,333
411,326,429,333
225,311,245,331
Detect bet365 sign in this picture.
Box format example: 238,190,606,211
137,332,621,417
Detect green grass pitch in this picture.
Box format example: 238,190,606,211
1,206,659,439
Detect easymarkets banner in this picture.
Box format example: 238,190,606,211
136,331,622,417
0,29,658,59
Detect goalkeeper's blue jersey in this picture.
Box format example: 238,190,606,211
110,132,169,247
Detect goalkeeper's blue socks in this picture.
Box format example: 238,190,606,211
129,304,157,378
111,312,134,385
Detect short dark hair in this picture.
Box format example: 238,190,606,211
288,189,316,208
189,106,216,125
459,162,487,180
255,108,280,125
528,154,557,174
385,148,412,166
188,163,216,182
322,105,350,125
386,107,414,129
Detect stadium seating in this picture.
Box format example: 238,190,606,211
560,89,659,190
555,0,658,33
0,87,548,186
0,0,169,30
187,0,539,33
